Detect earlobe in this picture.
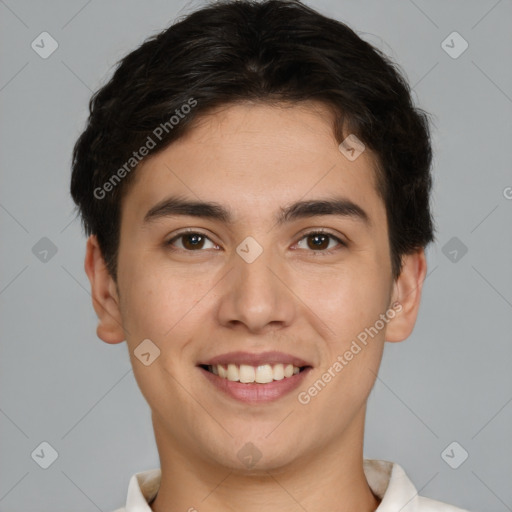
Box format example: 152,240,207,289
385,249,428,343
84,235,125,344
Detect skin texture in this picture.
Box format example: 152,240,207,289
85,101,427,512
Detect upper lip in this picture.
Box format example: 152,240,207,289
199,351,312,368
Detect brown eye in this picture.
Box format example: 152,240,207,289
307,233,330,250
166,232,217,251
296,231,345,252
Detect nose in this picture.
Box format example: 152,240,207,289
216,238,296,333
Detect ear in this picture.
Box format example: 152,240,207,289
84,235,125,344
385,248,428,343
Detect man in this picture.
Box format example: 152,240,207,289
70,1,470,510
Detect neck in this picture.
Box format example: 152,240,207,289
150,408,380,512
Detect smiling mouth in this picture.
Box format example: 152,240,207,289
199,363,310,384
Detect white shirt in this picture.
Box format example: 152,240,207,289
112,459,471,512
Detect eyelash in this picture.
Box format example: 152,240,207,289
164,228,346,255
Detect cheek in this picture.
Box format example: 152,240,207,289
118,258,193,343
303,261,390,392
297,283,388,429
117,264,199,408
298,257,390,343
117,257,221,381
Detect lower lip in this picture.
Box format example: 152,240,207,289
199,366,312,403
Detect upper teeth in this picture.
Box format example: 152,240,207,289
208,363,301,383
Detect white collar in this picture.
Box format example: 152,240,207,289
117,459,469,512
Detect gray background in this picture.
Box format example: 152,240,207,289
1,0,511,511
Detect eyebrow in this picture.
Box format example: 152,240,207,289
143,194,371,228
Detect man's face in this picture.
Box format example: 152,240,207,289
103,102,406,471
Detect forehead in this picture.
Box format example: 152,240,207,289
121,101,386,229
